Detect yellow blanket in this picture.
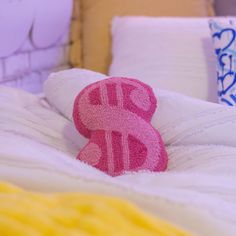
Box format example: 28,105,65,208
0,182,191,236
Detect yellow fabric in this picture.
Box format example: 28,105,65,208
80,0,215,74
0,182,191,236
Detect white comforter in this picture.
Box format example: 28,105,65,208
1,69,236,236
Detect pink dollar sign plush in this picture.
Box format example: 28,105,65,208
73,77,168,176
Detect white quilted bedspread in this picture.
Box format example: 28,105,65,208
0,69,236,236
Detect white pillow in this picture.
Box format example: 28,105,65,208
44,69,107,120
109,17,218,102
43,68,236,147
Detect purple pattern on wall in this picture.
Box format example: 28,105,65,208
0,0,73,93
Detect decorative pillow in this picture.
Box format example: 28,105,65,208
73,77,168,176
109,17,218,102
80,0,215,74
209,19,236,106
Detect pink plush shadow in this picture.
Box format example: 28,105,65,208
73,77,168,176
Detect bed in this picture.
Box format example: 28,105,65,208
0,68,236,235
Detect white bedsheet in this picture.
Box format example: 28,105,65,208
1,74,236,236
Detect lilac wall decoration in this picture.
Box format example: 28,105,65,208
32,0,73,48
0,0,75,93
0,0,35,57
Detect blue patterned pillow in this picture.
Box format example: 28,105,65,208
209,19,236,106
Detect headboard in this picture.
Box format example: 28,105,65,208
0,0,235,93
